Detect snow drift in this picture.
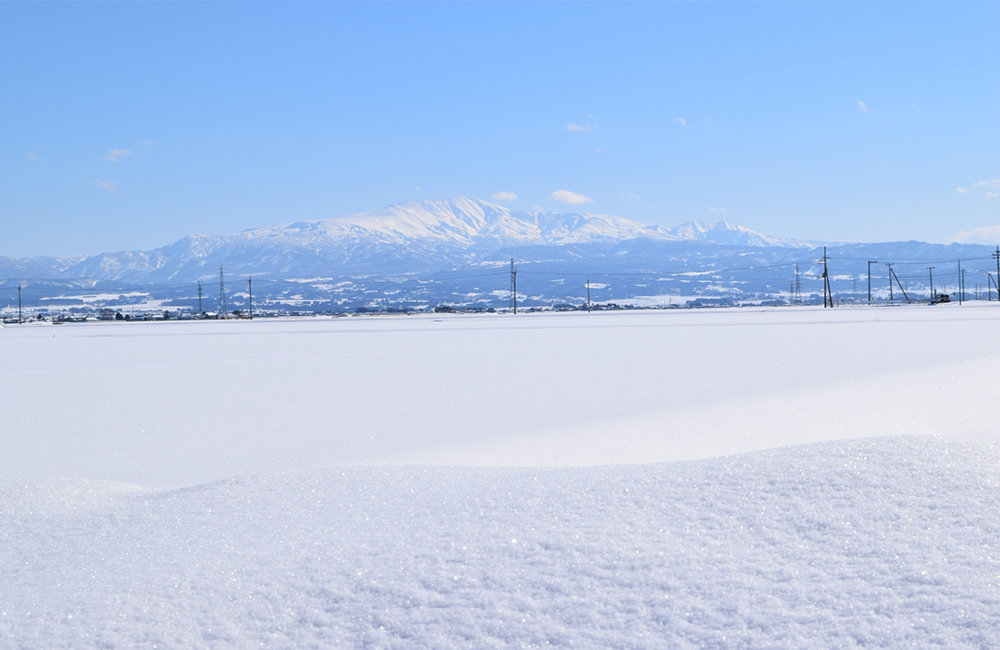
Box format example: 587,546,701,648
2,436,998,648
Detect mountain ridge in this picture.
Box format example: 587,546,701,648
12,197,813,284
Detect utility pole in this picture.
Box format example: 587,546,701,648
197,281,203,314
888,265,910,303
587,279,591,313
248,276,253,320
509,257,517,315
868,260,878,304
994,247,1000,303
958,260,963,305
794,263,801,304
218,265,228,319
17,282,22,324
886,263,894,303
821,246,832,308
927,267,935,300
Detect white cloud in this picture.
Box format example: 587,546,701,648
857,101,870,113
567,123,597,132
674,117,688,129
415,185,421,191
956,187,967,194
530,205,545,212
27,152,39,161
951,225,1000,244
551,190,594,205
141,140,156,147
987,192,999,198
708,207,726,213
94,180,119,193
491,191,517,202
103,148,132,163
974,180,1000,189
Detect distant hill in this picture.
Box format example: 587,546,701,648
14,198,811,285
3,198,997,313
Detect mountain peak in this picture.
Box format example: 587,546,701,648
11,197,810,284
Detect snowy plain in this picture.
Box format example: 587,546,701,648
3,305,1000,648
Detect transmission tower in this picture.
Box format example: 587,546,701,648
217,265,228,319
509,257,517,314
197,281,203,314
794,264,801,304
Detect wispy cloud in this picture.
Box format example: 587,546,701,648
674,117,688,129
27,152,39,161
958,180,1000,197
415,185,421,191
567,123,597,132
141,140,156,147
708,207,726,213
857,100,882,114
551,190,594,205
103,148,132,163
530,205,545,212
94,180,119,193
491,191,517,202
951,225,1000,244
619,192,640,201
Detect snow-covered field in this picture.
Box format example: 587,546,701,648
3,306,1000,648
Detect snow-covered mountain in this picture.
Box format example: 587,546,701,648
16,198,810,284
260,197,805,248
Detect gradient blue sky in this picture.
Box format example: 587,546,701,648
2,2,999,257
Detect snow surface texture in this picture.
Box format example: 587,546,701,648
2,437,999,648
4,305,1000,488
3,306,1000,648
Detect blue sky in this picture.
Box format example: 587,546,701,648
2,2,999,257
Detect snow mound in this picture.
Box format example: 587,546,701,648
3,436,999,648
